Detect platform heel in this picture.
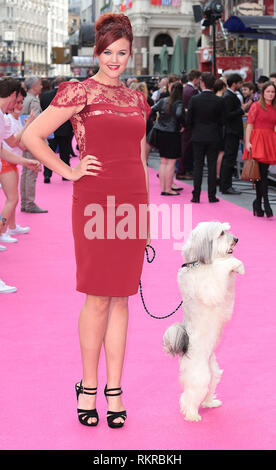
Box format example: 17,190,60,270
104,385,127,428
75,381,99,426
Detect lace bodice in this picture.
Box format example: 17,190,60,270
51,78,151,158
247,101,276,130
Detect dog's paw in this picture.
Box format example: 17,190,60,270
184,411,202,422
231,260,245,274
201,399,222,408
237,262,245,275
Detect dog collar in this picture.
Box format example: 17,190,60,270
181,261,200,271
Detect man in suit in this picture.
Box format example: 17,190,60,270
219,73,244,195
176,69,201,180
20,76,48,213
187,72,224,203
40,76,74,183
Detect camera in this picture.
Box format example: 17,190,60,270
202,0,224,25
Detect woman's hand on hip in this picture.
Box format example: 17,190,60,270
70,155,102,181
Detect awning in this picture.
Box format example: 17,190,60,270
224,15,276,40
170,35,185,75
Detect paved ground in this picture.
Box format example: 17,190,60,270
147,150,276,212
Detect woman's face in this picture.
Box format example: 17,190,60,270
12,93,24,117
96,37,131,81
263,85,275,103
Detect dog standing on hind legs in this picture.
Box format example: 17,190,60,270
163,221,244,422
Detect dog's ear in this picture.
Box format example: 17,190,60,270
182,232,197,262
197,236,213,264
183,226,213,264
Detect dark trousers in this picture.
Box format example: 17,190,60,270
192,141,218,200
177,129,194,176
219,133,240,192
44,136,71,179
255,162,270,205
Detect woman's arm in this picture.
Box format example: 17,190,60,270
245,123,253,152
22,104,102,181
150,99,162,115
140,134,150,244
175,101,186,129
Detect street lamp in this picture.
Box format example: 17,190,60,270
202,1,224,75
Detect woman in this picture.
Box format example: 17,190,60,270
0,88,35,243
213,78,226,184
136,81,154,160
244,81,276,217
148,81,185,195
22,13,150,429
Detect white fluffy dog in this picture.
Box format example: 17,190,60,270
163,221,244,422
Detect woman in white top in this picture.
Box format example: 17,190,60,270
0,88,35,242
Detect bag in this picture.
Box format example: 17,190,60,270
146,126,159,149
241,151,260,183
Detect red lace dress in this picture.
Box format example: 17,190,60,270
242,101,276,164
51,78,151,296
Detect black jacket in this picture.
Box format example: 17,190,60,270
186,90,225,143
40,87,73,138
151,97,185,133
223,89,244,138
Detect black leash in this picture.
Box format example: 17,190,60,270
139,244,183,320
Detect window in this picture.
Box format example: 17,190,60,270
154,33,173,47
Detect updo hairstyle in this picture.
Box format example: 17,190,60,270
94,13,133,56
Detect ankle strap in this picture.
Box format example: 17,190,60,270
78,381,97,395
104,385,123,397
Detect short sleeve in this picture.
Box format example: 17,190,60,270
2,114,13,138
247,101,258,125
136,90,152,120
50,81,87,108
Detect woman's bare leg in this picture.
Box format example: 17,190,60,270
104,296,129,423
78,294,111,424
158,157,167,192
0,170,19,230
164,159,177,193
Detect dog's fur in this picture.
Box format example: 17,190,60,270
163,221,244,422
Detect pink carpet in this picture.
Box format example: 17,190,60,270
0,160,275,450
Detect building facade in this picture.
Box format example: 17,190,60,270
0,0,70,77
94,0,201,76
199,0,276,79
0,0,48,76
47,0,70,77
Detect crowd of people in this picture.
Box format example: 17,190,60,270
0,75,77,293
0,69,276,294
135,69,276,204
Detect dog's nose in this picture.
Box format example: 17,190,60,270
233,237,238,244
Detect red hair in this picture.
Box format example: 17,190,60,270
94,13,133,56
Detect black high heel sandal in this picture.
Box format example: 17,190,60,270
253,199,264,217
75,381,99,427
104,385,127,428
264,201,273,218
